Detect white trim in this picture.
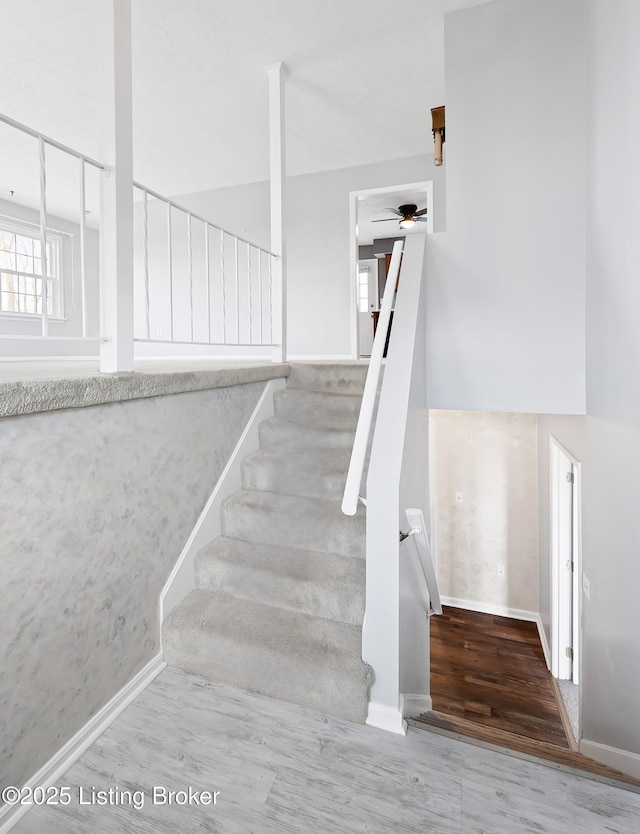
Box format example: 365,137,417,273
348,180,433,363
0,335,97,341
286,354,358,361
0,654,165,834
366,702,407,736
400,693,432,718
0,355,99,362
579,739,640,781
441,596,539,622
549,436,582,686
349,192,359,359
534,614,552,670
159,377,286,628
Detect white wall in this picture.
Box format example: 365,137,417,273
177,154,445,358
426,0,586,414
432,410,539,614
537,0,640,770
0,198,99,356
1,380,266,791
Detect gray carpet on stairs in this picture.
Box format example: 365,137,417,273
163,363,373,723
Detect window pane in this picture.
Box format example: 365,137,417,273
15,235,32,257
16,254,33,274
0,230,16,251
33,239,41,259
1,291,18,312
0,250,16,271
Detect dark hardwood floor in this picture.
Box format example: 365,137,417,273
427,606,568,747
413,606,640,788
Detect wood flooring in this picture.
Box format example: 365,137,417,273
10,666,640,834
426,606,568,747
414,605,640,788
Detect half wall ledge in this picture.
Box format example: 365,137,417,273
0,362,290,418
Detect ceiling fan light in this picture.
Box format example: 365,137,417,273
399,218,416,229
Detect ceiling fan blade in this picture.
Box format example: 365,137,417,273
414,207,429,217
384,208,404,217
416,217,429,222
371,218,396,222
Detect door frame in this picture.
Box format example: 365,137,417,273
550,436,582,688
348,180,433,359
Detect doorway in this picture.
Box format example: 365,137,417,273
348,181,433,359
550,437,582,742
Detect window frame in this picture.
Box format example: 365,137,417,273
0,216,66,321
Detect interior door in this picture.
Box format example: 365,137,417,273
357,259,377,356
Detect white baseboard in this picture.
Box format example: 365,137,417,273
0,654,165,834
159,377,286,628
366,702,408,736
286,354,361,362
400,693,432,719
580,739,640,781
441,596,539,623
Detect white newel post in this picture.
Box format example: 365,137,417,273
97,0,134,373
266,62,287,363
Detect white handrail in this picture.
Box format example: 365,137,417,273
341,239,404,516
0,112,107,171
404,508,442,617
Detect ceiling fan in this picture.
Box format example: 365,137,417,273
372,203,428,230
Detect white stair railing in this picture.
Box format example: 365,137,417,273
0,112,106,342
347,232,431,735
341,239,404,515
132,182,278,350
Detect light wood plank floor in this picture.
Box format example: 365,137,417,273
10,666,640,833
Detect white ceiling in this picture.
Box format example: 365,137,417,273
0,0,491,215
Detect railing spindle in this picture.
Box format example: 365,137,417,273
188,211,193,342
234,236,239,343
205,223,211,344
247,243,253,345
167,202,173,341
79,157,87,338
258,250,263,345
220,229,226,344
38,137,49,337
143,189,150,339
268,255,273,344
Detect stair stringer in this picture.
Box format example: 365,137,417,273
159,377,287,635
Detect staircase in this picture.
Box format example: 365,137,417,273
163,364,373,723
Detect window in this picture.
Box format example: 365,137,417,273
0,221,62,318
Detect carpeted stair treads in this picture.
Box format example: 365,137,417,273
162,363,373,723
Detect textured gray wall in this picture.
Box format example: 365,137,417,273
0,381,265,789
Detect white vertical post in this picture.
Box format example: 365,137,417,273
266,62,287,362
98,0,134,372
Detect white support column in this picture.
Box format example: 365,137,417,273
266,62,287,363
98,0,134,372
